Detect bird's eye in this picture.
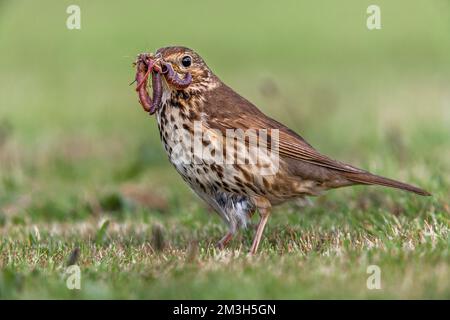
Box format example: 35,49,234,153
181,55,192,68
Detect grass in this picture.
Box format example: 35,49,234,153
0,0,449,299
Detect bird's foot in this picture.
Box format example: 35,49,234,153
215,232,234,250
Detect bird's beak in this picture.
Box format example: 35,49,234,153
134,52,165,74
150,53,164,73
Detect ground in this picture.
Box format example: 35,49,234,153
0,0,449,299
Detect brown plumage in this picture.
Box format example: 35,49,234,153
135,46,431,254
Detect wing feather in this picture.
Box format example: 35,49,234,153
204,83,365,174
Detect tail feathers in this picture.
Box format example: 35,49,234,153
344,172,431,196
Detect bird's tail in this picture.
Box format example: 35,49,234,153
343,172,431,196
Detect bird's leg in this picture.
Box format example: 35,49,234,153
249,198,272,255
216,231,234,250
249,208,271,254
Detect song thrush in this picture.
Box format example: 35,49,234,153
133,46,431,254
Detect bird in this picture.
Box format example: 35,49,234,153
139,46,431,255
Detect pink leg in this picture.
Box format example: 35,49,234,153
216,231,234,250
249,207,271,255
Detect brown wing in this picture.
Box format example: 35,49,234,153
204,82,366,174
202,82,430,196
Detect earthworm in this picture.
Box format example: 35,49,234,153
135,59,152,112
161,62,192,90
150,70,162,114
135,58,162,115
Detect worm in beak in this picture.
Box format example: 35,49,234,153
134,54,163,115
161,62,192,90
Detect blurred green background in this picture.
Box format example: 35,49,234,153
0,0,449,299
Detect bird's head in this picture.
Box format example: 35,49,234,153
154,46,218,94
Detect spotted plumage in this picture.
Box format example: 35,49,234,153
144,46,430,254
